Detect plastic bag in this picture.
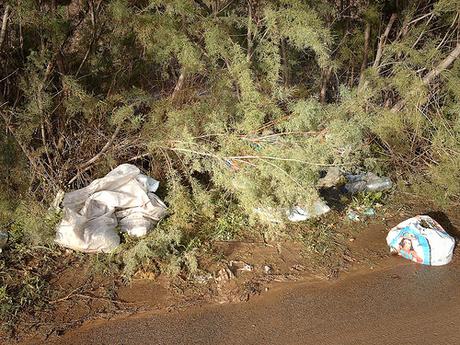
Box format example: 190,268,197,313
345,172,392,194
286,200,330,222
386,215,455,266
55,164,167,253
253,199,330,223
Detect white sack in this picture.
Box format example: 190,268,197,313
55,164,167,253
386,215,455,266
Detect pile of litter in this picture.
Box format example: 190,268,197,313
386,215,455,266
253,168,393,223
55,164,167,253
344,172,393,194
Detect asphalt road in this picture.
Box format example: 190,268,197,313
49,257,460,345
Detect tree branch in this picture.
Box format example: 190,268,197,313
373,13,397,69
359,21,371,84
0,5,11,49
67,123,122,184
246,0,252,62
391,43,460,112
194,0,211,14
171,71,186,100
0,104,54,186
422,43,460,84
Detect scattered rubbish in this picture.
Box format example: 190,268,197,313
347,210,360,222
194,273,213,284
287,200,331,222
230,260,254,272
349,237,355,242
386,215,455,266
224,159,240,171
253,198,330,223
241,263,254,272
363,207,376,217
263,265,273,274
347,206,376,222
215,266,235,282
345,172,392,194
55,164,167,253
0,230,8,253
317,167,343,188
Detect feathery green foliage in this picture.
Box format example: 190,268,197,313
1,0,460,290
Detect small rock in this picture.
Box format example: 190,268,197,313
229,260,253,272
349,237,355,242
263,265,273,274
241,263,254,272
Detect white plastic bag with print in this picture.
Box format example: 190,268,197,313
386,215,455,266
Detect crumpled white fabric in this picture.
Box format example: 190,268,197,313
55,164,167,253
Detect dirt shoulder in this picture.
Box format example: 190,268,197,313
45,254,460,345
3,195,459,344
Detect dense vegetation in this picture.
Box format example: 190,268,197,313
1,0,459,327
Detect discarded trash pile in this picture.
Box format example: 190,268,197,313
344,172,393,194
386,215,455,266
253,168,393,223
55,164,167,253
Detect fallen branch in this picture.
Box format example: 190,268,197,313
162,146,350,167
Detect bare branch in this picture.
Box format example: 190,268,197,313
358,21,371,86
246,0,252,62
392,43,460,112
171,71,186,100
194,0,211,14
0,5,11,49
373,13,397,69
67,123,122,184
